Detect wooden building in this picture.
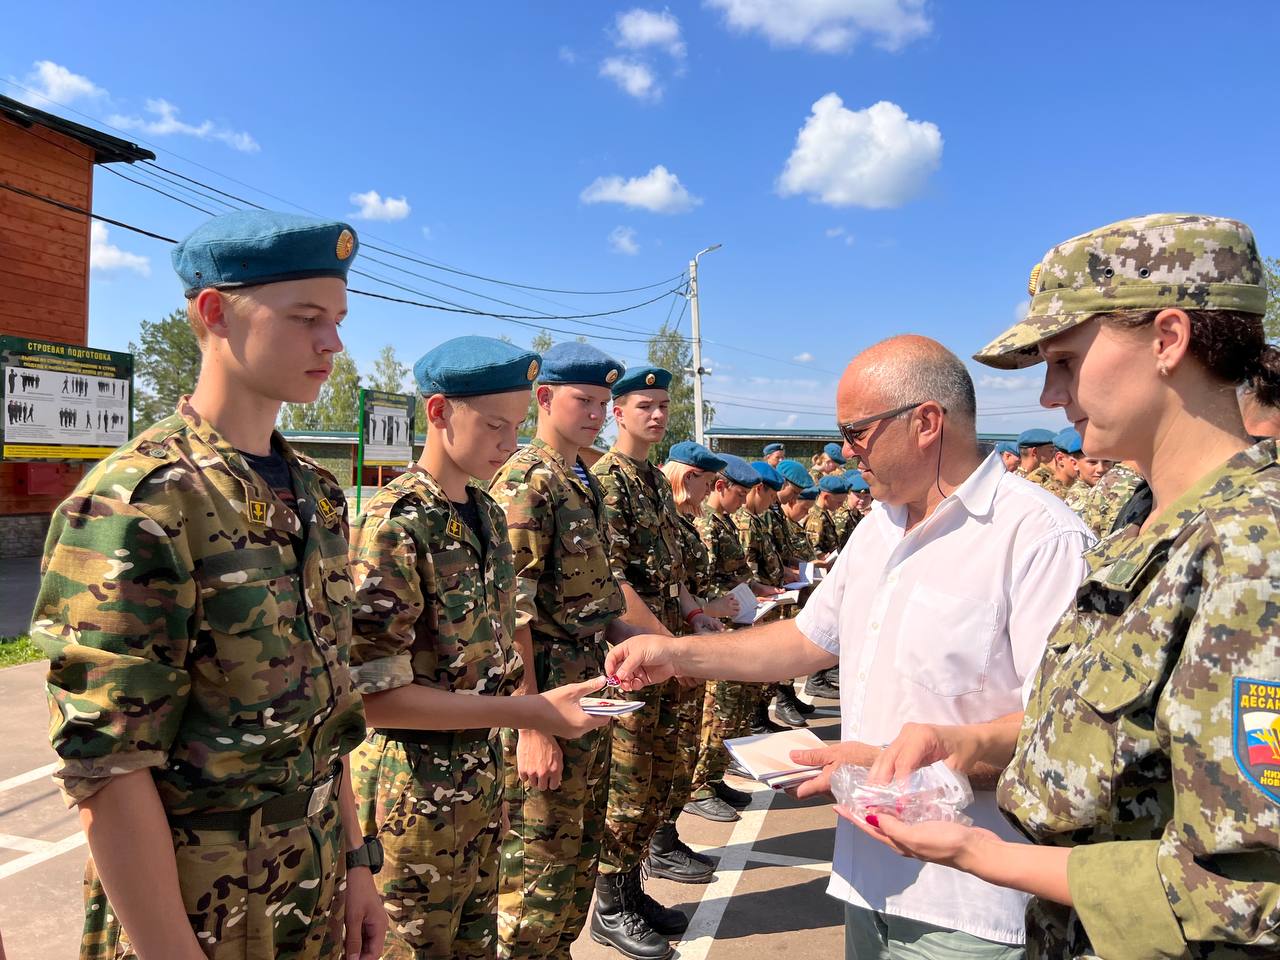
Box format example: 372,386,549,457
0,94,153,556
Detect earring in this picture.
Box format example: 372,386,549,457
1157,363,1170,377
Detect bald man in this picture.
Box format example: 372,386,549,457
601,335,1094,960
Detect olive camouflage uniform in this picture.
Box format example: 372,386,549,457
664,512,713,820
488,439,625,959
999,441,1280,959
690,508,755,802
734,506,786,718
832,505,861,548
1024,463,1067,499
1062,478,1091,513
34,399,366,960
1077,463,1143,538
348,466,523,959
591,449,687,875
804,507,841,556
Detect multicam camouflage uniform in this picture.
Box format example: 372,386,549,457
804,506,841,556
1077,463,1143,538
832,505,861,548
1024,463,1067,498
488,438,625,960
33,399,366,960
348,466,522,959
591,449,688,875
998,441,1280,959
1062,478,1091,513
689,508,755,803
734,505,786,715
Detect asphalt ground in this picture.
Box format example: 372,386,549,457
0,660,842,959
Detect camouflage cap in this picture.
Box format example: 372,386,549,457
975,213,1267,370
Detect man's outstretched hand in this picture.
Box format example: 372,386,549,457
603,634,684,691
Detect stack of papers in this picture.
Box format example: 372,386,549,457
727,582,795,625
580,697,645,717
798,554,837,584
724,728,828,789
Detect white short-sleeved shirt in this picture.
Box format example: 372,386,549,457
796,451,1094,944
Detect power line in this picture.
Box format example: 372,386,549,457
0,180,179,242
101,165,217,216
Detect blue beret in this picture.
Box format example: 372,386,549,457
798,485,820,500
845,472,870,493
776,459,812,489
611,365,672,398
539,342,624,388
1017,428,1055,448
819,474,849,494
751,461,785,491
995,440,1019,456
667,441,727,473
763,442,784,455
172,210,358,298
413,336,540,398
823,442,847,464
1054,427,1083,455
719,453,762,488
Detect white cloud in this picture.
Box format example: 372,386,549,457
779,413,800,427
616,9,686,57
89,222,149,276
599,57,661,101
978,373,1034,392
16,60,105,108
558,45,578,64
778,94,942,209
349,189,411,222
108,98,259,152
581,165,700,214
609,225,640,255
793,352,814,362
825,225,855,246
707,0,931,53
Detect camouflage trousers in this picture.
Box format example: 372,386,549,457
498,636,611,959
690,680,758,801
354,730,503,960
81,799,348,960
662,679,706,820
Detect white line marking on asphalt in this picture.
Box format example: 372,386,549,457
0,762,56,795
736,848,830,873
676,785,778,960
0,831,85,880
0,832,56,853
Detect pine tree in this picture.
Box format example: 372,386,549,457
127,308,203,433
280,352,362,431
647,321,714,463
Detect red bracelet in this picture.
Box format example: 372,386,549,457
684,607,705,624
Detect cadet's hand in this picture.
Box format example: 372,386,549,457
704,594,741,620
867,722,964,785
537,676,613,739
517,728,564,791
787,741,880,800
343,863,387,960
603,634,682,691
689,612,724,634
751,583,783,598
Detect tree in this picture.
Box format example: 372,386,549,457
1264,256,1280,342
280,352,362,431
369,344,410,394
520,330,555,434
128,308,202,433
647,321,714,463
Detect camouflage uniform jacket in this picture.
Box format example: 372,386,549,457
348,465,521,698
834,506,861,547
734,507,785,587
782,512,815,563
1025,463,1068,499
805,507,841,556
676,512,714,600
998,441,1280,959
695,507,752,595
488,438,624,644
1062,478,1091,513
1078,463,1143,539
764,504,799,568
592,449,687,618
33,398,365,814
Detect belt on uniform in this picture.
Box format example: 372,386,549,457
378,727,494,747
531,629,606,649
168,761,342,833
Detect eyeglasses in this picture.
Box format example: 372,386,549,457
837,401,934,448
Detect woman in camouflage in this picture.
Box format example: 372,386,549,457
853,214,1280,959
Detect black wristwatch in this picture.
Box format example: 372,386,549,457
346,835,384,875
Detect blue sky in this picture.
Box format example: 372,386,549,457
4,1,1278,436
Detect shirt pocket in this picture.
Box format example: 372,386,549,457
316,554,355,654
429,545,500,690
896,582,998,697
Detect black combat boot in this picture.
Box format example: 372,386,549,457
631,864,691,936
772,685,810,728
749,699,788,734
647,821,714,883
590,870,673,958
712,779,752,808
804,669,840,700
784,682,816,714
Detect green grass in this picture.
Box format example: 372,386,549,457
0,635,45,669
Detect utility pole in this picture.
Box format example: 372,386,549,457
688,243,721,445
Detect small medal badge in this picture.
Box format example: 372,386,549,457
527,359,539,381
318,497,338,524
248,499,268,524
1232,677,1280,804
645,372,656,386
336,229,355,261
606,368,619,384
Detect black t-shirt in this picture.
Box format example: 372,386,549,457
240,447,297,517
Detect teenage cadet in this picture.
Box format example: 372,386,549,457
762,441,786,467
682,455,773,822
33,210,386,960
996,440,1021,472
1016,428,1057,486
810,441,847,483
863,213,1280,959
488,343,637,960
805,474,847,556
1048,428,1086,509
764,459,817,727
347,337,614,958
1077,460,1144,537
591,366,724,959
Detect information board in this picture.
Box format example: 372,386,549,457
1,336,133,461
359,389,415,466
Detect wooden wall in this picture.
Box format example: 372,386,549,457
0,115,93,525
